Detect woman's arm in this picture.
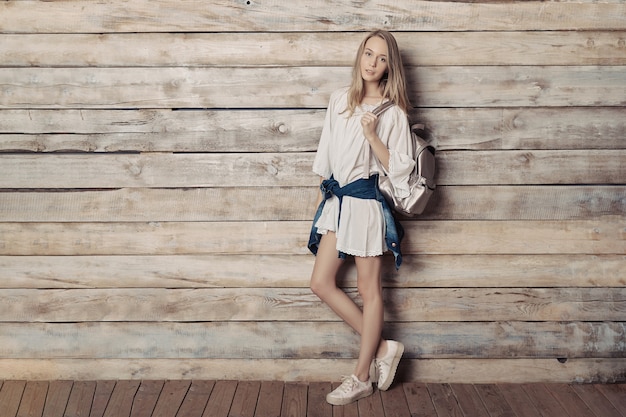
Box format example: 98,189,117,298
361,112,390,171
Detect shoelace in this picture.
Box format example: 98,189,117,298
376,359,388,379
337,375,359,393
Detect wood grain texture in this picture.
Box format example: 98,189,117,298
2,219,624,256
2,66,625,109
1,253,624,289
17,381,49,417
1,1,624,33
2,107,624,152
3,31,625,67
0,380,26,417
1,185,624,222
0,359,623,383
0,321,623,359
0,288,624,322
3,381,626,417
1,151,624,188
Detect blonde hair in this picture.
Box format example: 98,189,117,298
344,30,411,115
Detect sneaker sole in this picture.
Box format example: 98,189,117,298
378,343,404,391
326,386,373,406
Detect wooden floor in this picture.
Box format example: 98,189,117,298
0,380,624,417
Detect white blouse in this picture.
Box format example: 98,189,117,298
312,87,415,257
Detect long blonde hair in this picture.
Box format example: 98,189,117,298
344,30,411,115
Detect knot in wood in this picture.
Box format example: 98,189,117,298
125,159,143,177
516,152,534,165
273,122,288,134
266,163,279,176
512,114,525,129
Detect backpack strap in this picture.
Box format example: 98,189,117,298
372,100,395,117
364,101,395,178
412,128,436,189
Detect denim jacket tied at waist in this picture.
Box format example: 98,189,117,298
307,174,404,269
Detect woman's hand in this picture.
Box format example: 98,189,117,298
361,112,390,171
361,111,379,143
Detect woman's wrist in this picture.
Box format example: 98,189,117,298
365,133,377,143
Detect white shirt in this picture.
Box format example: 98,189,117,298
312,87,415,257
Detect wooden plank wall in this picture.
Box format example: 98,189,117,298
0,0,625,383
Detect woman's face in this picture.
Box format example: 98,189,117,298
360,36,389,83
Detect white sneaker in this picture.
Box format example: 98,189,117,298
326,375,373,406
376,340,404,391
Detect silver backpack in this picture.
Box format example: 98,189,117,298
369,101,436,216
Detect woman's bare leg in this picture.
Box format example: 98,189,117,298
310,233,389,380
352,255,384,382
310,232,364,331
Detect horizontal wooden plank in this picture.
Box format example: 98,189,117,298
1,67,625,109
421,107,626,151
1,1,623,33
420,186,626,220
0,358,623,383
1,151,624,188
1,254,624,289
0,153,316,188
1,186,623,222
0,220,623,256
437,150,626,185
0,109,322,153
1,107,625,152
3,31,625,67
0,322,622,359
1,288,624,322
0,187,318,222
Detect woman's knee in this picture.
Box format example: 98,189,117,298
310,268,339,299
310,234,342,298
357,279,382,304
355,257,383,303
310,274,326,297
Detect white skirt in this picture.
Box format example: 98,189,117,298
314,195,388,257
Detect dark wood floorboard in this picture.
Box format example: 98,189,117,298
379,384,411,417
254,381,283,417
203,380,238,417
570,384,624,417
0,381,624,417
43,380,73,417
544,383,595,417
474,384,516,417
448,384,489,417
90,381,116,417
16,381,47,417
281,382,308,417
427,383,464,417
152,380,191,417
402,382,437,417
131,380,164,417
1,381,26,417
306,382,332,417
497,383,542,417
177,380,214,417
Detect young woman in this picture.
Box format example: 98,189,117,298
308,30,415,406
